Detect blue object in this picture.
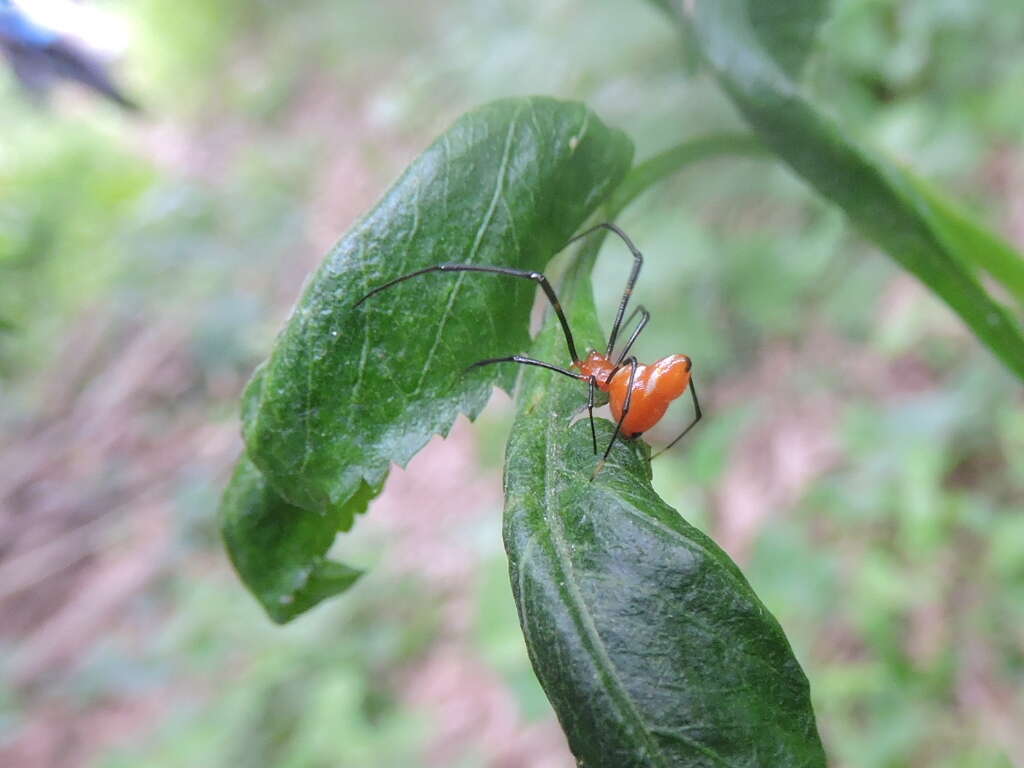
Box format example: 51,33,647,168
0,0,138,111
0,0,60,48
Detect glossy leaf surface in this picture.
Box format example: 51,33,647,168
243,96,632,513
503,269,826,767
221,97,633,621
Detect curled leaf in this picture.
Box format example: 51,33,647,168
221,97,633,621
504,274,826,766
219,455,368,623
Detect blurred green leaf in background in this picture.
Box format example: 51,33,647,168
1,1,1023,767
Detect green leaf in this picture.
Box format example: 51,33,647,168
243,96,632,514
649,0,829,80
219,455,368,624
224,97,633,621
504,267,826,767
607,133,766,217
674,0,1024,380
745,1,831,79
901,172,1024,307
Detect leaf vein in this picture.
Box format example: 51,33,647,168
414,102,524,392
647,726,737,767
348,240,374,428
539,433,671,766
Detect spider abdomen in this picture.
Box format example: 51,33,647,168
608,354,692,437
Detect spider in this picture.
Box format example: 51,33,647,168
354,223,702,475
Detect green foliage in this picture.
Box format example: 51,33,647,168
654,0,1024,380
906,175,1024,305
504,270,826,766
5,0,1022,765
607,134,766,217
220,457,366,624
93,571,438,768
0,124,153,375
220,88,832,760
222,96,633,621
217,3,1024,762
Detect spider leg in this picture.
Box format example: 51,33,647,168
587,376,597,455
567,222,644,358
591,356,638,480
470,356,597,454
466,355,585,380
355,264,580,363
650,375,703,461
612,304,650,366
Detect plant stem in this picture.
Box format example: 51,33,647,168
560,134,766,326
607,133,766,218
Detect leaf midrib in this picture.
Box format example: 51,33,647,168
414,103,524,394
535,418,669,766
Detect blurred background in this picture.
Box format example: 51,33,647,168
1,1,1022,766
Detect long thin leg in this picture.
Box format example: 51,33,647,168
566,222,643,358
471,355,598,453
592,356,638,480
586,376,597,455
467,355,586,381
354,264,580,363
612,304,650,366
650,375,703,461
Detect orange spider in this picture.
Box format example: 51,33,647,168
355,223,702,475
